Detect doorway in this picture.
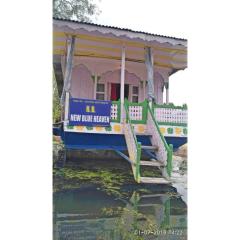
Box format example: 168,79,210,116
110,83,129,101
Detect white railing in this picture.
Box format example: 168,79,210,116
111,102,119,121
154,105,187,125
125,100,148,123
128,105,143,121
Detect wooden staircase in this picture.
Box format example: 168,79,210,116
139,142,170,184
140,177,170,184
121,100,173,184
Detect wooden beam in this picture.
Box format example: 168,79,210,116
145,47,154,101
93,74,97,99
60,36,75,106
53,32,187,54
53,41,187,63
140,177,170,184
120,46,126,122
53,49,186,70
114,150,134,165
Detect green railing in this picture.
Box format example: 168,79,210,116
153,103,188,127
125,99,148,124
124,100,142,182
111,100,187,127
147,102,173,177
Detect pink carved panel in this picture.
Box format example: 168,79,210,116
70,64,93,99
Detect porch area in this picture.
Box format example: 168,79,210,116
65,98,188,138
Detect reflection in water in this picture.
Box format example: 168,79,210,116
53,185,187,240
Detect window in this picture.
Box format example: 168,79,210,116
132,86,139,103
96,83,105,100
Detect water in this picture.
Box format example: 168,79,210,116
53,156,187,240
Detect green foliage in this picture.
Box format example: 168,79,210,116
62,168,128,197
53,71,61,123
53,0,101,21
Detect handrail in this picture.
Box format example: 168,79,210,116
124,99,138,146
154,102,187,110
147,102,173,177
123,99,141,182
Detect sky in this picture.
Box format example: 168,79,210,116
92,0,189,105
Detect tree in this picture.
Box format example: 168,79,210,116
53,0,100,22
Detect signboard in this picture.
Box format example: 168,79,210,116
68,98,111,127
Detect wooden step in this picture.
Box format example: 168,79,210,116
135,133,152,136
140,161,161,167
140,177,170,184
141,145,158,151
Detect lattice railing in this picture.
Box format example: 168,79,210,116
110,100,121,122
126,100,148,124
154,103,187,126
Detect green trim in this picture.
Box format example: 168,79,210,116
105,126,112,131
183,128,188,135
86,126,93,130
124,100,142,183
147,102,173,178
167,127,174,134
158,122,187,127
154,102,188,110
167,144,173,177
136,142,141,183
148,104,170,152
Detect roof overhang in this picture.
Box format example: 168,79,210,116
53,18,187,73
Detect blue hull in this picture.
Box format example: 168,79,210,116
54,128,187,151
165,136,187,151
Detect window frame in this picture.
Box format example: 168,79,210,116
95,83,106,100
131,85,139,103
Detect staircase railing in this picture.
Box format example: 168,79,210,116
123,100,141,183
147,102,173,177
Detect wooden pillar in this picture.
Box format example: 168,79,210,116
93,74,97,99
143,79,146,100
64,92,70,121
120,46,126,122
145,47,154,102
60,35,75,122
60,35,75,106
165,81,169,104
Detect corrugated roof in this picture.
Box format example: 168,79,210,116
53,17,187,42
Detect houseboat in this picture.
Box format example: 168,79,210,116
53,18,188,184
